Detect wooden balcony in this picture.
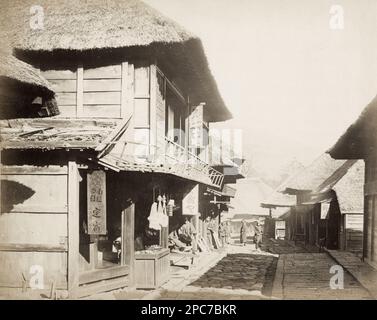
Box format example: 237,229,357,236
165,137,224,188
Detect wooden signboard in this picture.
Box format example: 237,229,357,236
320,202,331,219
182,185,199,216
87,170,107,235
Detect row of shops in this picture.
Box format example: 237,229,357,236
262,154,364,255
0,0,244,297
262,93,377,270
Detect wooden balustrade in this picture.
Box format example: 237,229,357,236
164,137,224,188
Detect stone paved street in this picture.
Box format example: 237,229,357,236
191,254,276,292
156,245,278,300
84,241,374,300
274,252,373,300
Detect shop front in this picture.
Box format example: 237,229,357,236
76,170,199,292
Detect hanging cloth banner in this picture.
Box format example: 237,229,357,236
160,195,169,227
87,170,107,235
148,202,161,231
320,201,331,219
182,184,199,216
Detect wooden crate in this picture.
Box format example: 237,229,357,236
134,249,170,289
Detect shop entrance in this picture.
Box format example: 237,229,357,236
78,170,130,285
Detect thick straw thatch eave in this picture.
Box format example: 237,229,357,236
0,52,54,95
0,0,232,121
328,94,377,159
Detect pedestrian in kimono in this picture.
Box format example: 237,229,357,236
218,221,227,247
254,221,263,250
225,221,231,244
205,216,215,249
240,219,248,246
178,217,197,248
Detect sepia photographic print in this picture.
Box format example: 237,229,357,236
0,0,376,309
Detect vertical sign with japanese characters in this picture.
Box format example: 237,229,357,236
87,170,107,235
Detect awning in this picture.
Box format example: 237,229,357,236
301,191,333,205
207,184,236,198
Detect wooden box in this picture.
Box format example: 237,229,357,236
134,248,170,289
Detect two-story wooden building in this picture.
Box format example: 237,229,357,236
329,94,377,269
0,0,232,298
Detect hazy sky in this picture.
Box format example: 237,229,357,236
145,0,377,178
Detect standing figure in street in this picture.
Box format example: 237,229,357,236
254,221,263,250
240,219,248,246
225,221,232,244
205,216,215,249
218,221,227,247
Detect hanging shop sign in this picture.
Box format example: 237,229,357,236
87,170,107,235
182,185,199,216
320,202,331,219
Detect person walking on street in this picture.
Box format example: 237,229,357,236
254,221,263,250
218,221,227,247
205,216,214,249
225,221,231,244
240,219,248,246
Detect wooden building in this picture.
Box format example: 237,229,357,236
229,176,273,239
329,94,377,268
0,0,232,297
261,154,364,252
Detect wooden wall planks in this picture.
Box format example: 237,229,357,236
0,165,69,290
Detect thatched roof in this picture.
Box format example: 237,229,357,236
0,52,53,94
300,160,364,214
331,160,364,214
230,177,274,216
263,156,364,215
0,0,231,121
328,94,377,159
277,153,356,194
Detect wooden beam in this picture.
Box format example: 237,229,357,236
76,276,128,298
68,161,80,298
76,64,84,117
365,180,377,196
0,243,67,252
150,64,157,157
2,141,98,149
1,204,68,214
120,62,128,118
124,62,136,156
0,165,68,175
124,203,135,286
79,265,129,285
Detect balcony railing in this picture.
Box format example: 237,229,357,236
165,137,224,188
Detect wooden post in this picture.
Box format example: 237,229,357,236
185,97,190,163
76,64,84,117
124,203,135,286
120,62,128,119
68,161,80,298
150,63,157,158
89,239,98,270
160,226,169,249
